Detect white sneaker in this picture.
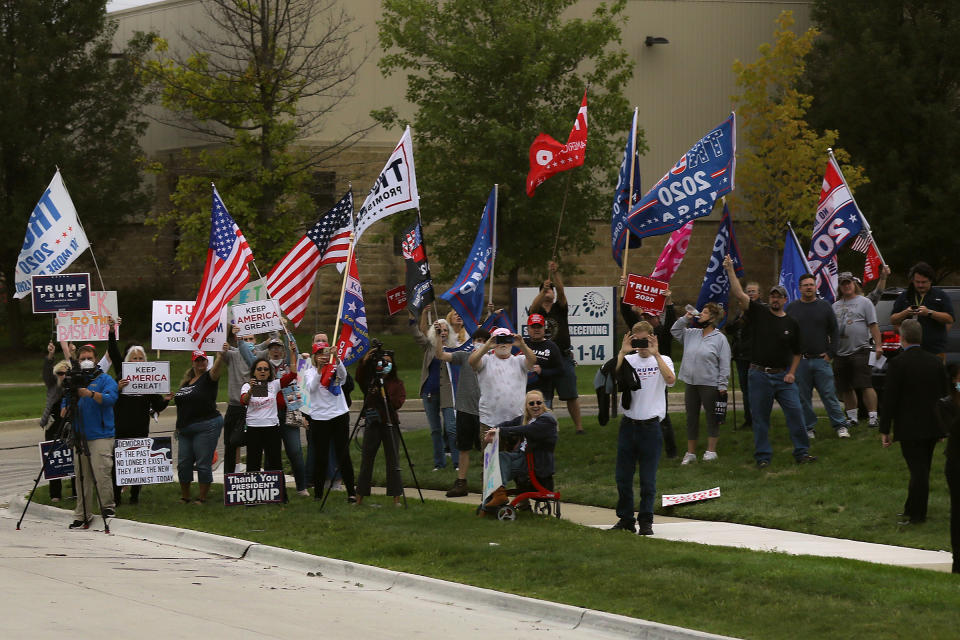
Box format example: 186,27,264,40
681,452,697,465
806,428,816,439
235,463,247,472
837,426,851,439
868,417,879,428
702,451,718,462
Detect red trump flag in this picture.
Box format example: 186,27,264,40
526,91,587,197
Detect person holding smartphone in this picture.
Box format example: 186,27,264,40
240,357,297,495
468,328,537,436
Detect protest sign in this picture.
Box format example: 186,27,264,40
39,440,74,480
481,430,501,504
232,298,283,335
385,285,407,315
224,471,285,506
662,486,721,507
229,276,269,306
152,300,227,351
514,286,615,365
55,290,118,341
121,361,170,395
114,438,173,486
623,274,669,315
31,273,90,313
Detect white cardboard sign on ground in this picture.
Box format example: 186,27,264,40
151,300,227,351
55,290,118,341
115,438,173,486
662,487,721,507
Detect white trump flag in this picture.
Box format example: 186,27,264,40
355,126,420,242
14,171,90,299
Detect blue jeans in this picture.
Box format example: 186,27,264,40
615,416,663,525
748,368,809,463
176,415,223,484
280,424,306,491
795,358,847,430
422,392,456,468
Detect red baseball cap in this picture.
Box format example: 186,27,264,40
192,350,207,361
312,342,330,354
527,313,545,326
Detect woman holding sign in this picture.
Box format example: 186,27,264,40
171,348,225,504
107,317,169,505
240,357,298,499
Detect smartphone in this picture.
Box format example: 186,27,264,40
249,380,268,397
495,334,513,345
631,337,649,349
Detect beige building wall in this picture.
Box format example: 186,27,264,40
107,0,813,333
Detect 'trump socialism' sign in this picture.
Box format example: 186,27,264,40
55,290,118,341
152,301,227,351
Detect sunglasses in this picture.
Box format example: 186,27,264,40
55,371,67,376
528,400,544,406
254,366,271,372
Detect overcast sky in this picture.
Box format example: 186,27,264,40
107,0,159,12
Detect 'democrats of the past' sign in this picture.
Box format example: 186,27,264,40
354,126,420,242
115,438,173,486
15,170,91,299
151,300,227,351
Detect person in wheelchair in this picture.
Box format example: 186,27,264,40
483,390,558,508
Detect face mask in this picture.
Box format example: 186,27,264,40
269,359,283,367
955,382,960,392
79,360,95,370
382,363,393,375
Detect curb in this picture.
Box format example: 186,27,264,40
9,493,739,640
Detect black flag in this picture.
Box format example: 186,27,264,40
401,219,434,317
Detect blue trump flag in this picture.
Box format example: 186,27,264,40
694,203,744,325
780,226,811,304
611,109,643,266
440,187,496,335
626,114,735,241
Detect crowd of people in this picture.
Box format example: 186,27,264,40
37,259,958,572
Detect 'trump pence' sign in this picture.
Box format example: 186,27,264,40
152,301,227,350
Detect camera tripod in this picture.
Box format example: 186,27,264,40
17,382,111,533
317,365,423,512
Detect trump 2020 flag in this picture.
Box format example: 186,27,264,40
650,221,694,282
611,109,643,266
190,187,254,347
440,187,496,335
780,226,811,304
626,114,735,240
806,154,864,302
527,91,588,197
401,218,434,318
14,171,91,299
355,127,419,242
695,203,744,321
334,252,370,366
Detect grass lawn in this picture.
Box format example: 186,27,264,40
32,483,959,640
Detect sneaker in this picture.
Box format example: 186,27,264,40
837,426,851,439
68,518,91,530
296,489,310,497
445,478,468,498
235,463,247,473
845,419,858,430
681,452,697,465
432,466,442,472
756,460,770,470
637,522,654,536
796,454,818,464
609,520,636,532
702,450,718,462
868,417,879,428
806,428,816,439
101,508,115,518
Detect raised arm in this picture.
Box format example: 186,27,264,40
724,255,750,310
548,260,567,306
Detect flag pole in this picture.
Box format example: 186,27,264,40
60,170,107,291
488,184,498,305
786,222,812,273
328,234,356,351
826,148,886,266
620,108,639,296
418,207,440,326
551,174,572,263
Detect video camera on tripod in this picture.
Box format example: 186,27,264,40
368,338,395,378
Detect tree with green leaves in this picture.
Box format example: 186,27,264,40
144,0,373,268
731,10,866,277
0,0,153,347
374,0,637,286
805,0,960,280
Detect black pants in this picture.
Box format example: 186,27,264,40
356,420,403,497
246,425,283,474
661,387,677,458
945,455,959,573
223,404,247,474
308,413,356,498
899,438,939,522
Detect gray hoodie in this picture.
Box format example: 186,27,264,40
670,317,731,389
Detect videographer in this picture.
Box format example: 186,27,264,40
61,343,119,529
355,343,406,506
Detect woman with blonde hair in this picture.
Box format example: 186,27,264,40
446,310,468,345
411,308,458,470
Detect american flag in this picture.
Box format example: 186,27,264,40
266,192,353,327
850,229,872,254
189,186,254,347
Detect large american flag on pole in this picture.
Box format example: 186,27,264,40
189,186,254,347
266,192,354,327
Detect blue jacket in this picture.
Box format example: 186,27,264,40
63,369,118,440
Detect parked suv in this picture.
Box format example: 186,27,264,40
871,286,960,395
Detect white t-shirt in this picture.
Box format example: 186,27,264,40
241,379,282,427
477,352,529,427
302,362,349,420
622,353,675,421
